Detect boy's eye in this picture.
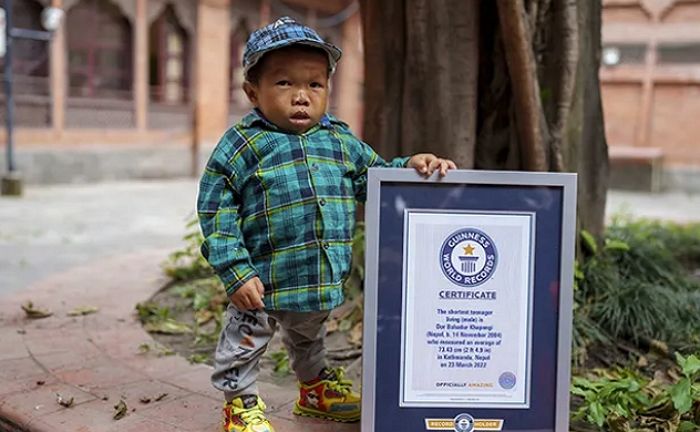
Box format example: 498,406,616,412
310,82,324,89
276,80,291,86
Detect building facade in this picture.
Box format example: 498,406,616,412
0,0,363,182
7,0,698,190
601,0,700,190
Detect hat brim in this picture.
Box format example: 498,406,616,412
244,39,342,78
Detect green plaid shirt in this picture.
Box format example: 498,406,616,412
198,110,408,311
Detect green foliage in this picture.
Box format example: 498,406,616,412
670,353,700,415
581,229,599,255
574,219,700,363
572,354,700,431
135,301,192,334
162,218,213,281
171,277,227,346
188,353,209,364
572,369,651,428
608,218,700,270
343,222,365,301
135,301,172,322
268,349,291,377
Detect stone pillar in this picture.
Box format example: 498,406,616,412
50,0,65,137
134,0,148,131
194,0,231,167
334,11,363,136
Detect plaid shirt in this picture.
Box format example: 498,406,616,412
198,110,408,311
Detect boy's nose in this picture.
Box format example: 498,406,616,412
292,90,310,106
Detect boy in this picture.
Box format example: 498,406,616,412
198,17,456,432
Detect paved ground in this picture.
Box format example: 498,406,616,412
0,249,357,432
0,180,198,296
606,189,700,223
1,179,699,431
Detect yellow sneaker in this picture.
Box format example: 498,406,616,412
293,367,361,422
223,395,275,432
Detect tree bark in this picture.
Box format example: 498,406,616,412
359,0,479,168
564,0,608,239
359,0,608,238
496,0,549,171
358,0,405,159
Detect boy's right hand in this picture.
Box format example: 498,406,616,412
230,277,266,311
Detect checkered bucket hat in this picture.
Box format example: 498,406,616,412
243,16,342,79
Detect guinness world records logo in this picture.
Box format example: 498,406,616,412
440,228,498,287
453,413,475,432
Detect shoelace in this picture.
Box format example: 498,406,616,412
232,400,268,425
325,367,353,395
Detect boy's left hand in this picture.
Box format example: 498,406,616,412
407,153,457,177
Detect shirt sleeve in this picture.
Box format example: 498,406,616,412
197,137,258,297
342,129,409,202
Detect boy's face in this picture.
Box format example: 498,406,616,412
244,47,330,134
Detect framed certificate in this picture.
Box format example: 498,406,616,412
362,169,577,432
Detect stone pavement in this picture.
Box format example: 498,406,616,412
0,249,359,432
0,179,198,297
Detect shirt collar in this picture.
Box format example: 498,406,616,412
240,109,342,132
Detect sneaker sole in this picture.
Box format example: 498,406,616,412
292,404,360,422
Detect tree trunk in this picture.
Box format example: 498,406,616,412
563,0,608,239
359,0,479,168
359,0,608,238
496,0,549,171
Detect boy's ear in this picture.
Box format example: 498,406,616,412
243,81,259,107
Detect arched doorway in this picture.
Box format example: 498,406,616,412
66,0,133,99
149,4,189,104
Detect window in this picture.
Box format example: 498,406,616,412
67,0,133,98
149,5,189,104
0,0,49,95
658,43,700,64
602,43,647,66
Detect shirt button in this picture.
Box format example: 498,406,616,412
311,163,319,171
323,243,330,250
319,198,326,206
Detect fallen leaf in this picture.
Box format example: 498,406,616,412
157,346,175,357
650,339,669,355
36,380,45,386
21,302,52,319
56,393,74,408
338,318,353,332
638,355,649,368
194,309,214,326
154,393,168,402
67,306,99,317
326,319,339,334
138,342,174,357
188,354,208,364
139,397,151,404
113,399,128,420
143,320,192,335
348,322,363,346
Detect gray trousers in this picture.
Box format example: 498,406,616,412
212,303,331,401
